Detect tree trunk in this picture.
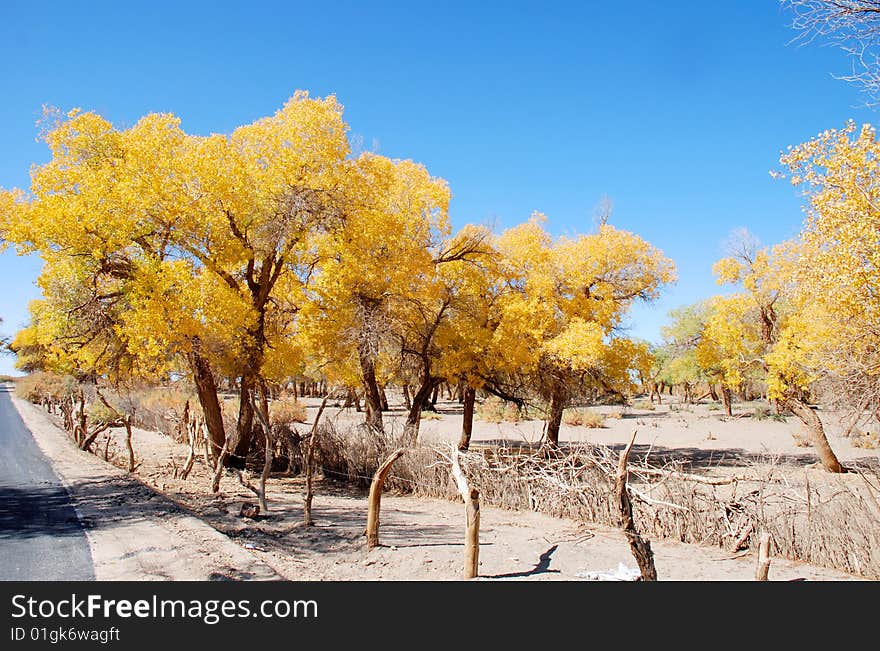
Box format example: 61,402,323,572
303,397,328,527
365,448,405,548
545,387,566,448
786,398,845,473
721,386,733,416
379,386,389,411
616,431,657,581
402,384,412,410
211,438,230,493
428,384,440,411
709,384,719,402
123,415,135,473
229,373,256,469
359,343,384,432
188,347,227,467
402,378,438,444
458,386,476,451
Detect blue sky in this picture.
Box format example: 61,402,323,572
0,0,872,375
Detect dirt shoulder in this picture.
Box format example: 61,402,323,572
11,396,861,581
11,396,283,581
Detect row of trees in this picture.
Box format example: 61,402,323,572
0,93,676,465
651,121,880,473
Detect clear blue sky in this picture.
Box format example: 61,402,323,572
0,0,872,375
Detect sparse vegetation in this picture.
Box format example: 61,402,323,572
563,408,606,428
851,432,879,449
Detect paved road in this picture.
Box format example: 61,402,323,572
0,386,94,580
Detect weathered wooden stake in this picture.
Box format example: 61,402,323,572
123,415,135,472
616,430,657,581
756,532,772,581
211,439,230,493
303,396,329,527
451,446,480,579
366,448,405,548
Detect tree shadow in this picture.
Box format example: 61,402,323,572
485,544,560,579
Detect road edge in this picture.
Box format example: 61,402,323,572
10,394,285,581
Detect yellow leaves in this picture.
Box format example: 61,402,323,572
542,319,605,371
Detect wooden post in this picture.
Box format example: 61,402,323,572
303,396,329,526
211,439,230,493
123,415,136,473
616,430,658,581
250,386,274,514
180,416,198,481
451,447,480,579
756,533,772,581
366,448,405,549
258,428,272,514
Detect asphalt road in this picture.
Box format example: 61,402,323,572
0,386,94,580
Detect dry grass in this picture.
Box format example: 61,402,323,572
271,398,308,424
563,408,606,428
632,399,656,411
475,396,528,423
852,432,880,449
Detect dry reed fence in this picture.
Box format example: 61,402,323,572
314,420,880,578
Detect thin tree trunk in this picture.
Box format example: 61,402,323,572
211,439,230,493
258,428,271,514
123,415,135,473
402,378,437,444
359,344,384,431
721,386,733,416
615,431,657,581
786,398,845,473
188,346,226,467
180,416,197,481
303,396,329,527
365,448,405,548
458,386,476,451
230,373,256,469
709,384,719,402
402,384,412,410
379,385,389,411
545,387,566,448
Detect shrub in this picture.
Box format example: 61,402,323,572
563,408,606,428
87,400,121,426
271,398,308,424
632,399,655,411
476,396,525,423
753,404,788,422
420,410,442,421
852,432,880,449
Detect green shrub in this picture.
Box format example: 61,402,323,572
632,399,655,411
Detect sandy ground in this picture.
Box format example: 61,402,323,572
14,392,868,581
328,396,880,468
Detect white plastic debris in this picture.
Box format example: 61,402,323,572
575,563,641,581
